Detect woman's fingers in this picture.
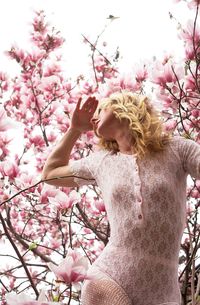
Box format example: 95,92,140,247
72,96,98,131
75,97,82,111
82,96,98,113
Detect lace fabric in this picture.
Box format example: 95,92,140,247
82,266,180,305
81,265,132,305
69,136,200,305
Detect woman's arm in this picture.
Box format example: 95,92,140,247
41,96,98,187
177,136,200,179
41,127,82,187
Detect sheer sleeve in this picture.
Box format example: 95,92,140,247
69,150,108,187
176,136,200,179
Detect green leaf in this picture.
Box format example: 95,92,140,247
52,295,60,302
29,242,37,250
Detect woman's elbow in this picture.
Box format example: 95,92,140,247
41,167,52,183
41,172,50,183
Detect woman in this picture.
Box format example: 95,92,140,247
42,91,200,305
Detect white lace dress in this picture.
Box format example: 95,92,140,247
69,136,200,305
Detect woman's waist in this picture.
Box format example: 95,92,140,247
100,241,178,268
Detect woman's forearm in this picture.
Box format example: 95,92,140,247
41,96,98,184
42,128,81,179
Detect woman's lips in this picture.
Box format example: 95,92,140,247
93,122,100,134
94,120,100,128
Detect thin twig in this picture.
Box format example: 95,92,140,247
0,175,95,207
0,212,39,297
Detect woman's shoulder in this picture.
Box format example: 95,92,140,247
84,148,112,165
167,134,182,146
165,134,199,158
91,147,111,157
168,134,199,147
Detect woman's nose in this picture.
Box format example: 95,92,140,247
90,117,99,127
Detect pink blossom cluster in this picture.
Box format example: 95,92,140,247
149,43,200,137
99,64,148,98
178,19,200,60
31,11,65,52
0,72,9,98
48,249,90,284
6,291,61,305
174,0,200,9
93,55,118,83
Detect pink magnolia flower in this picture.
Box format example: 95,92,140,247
0,133,12,156
36,148,54,172
6,46,26,64
134,64,148,83
164,119,177,131
83,228,92,234
92,55,118,81
0,107,16,132
188,0,200,9
6,291,61,305
48,189,80,210
155,91,175,111
32,11,48,34
48,249,89,284
46,131,57,143
185,74,196,91
43,35,65,51
10,208,18,219
0,71,9,92
191,109,199,118
81,81,97,95
44,63,62,77
178,19,200,50
81,130,98,146
191,189,200,199
94,200,106,213
196,180,200,188
151,61,182,87
38,75,61,92
50,239,62,250
54,110,66,125
100,73,141,97
0,160,19,180
30,11,65,50
187,47,197,61
32,31,64,51
26,48,46,65
63,81,73,93
94,55,107,73
40,184,58,204
28,134,46,149
15,173,38,190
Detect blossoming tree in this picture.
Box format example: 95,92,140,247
0,0,199,304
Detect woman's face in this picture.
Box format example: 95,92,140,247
91,107,124,140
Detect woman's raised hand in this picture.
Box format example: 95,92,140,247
71,96,99,132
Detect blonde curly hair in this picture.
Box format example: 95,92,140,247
96,91,172,158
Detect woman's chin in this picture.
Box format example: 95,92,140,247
93,128,101,138
94,127,114,141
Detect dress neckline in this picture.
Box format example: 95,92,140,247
117,151,136,157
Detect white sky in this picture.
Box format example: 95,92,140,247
0,0,192,78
